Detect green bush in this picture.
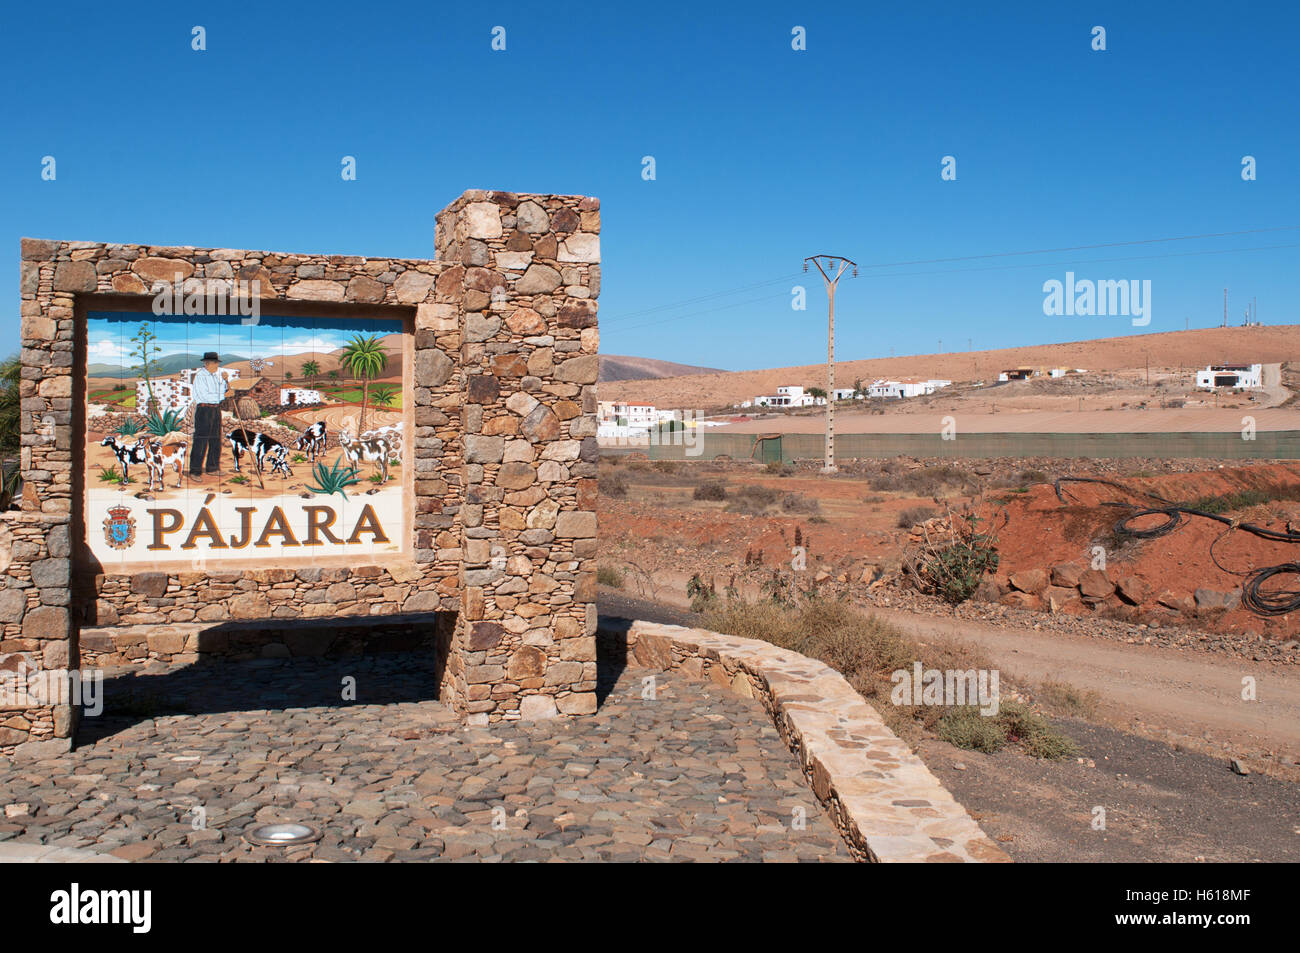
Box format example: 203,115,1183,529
936,706,1009,753
920,514,1000,604
937,701,1077,759
0,356,18,454
144,409,183,437
307,457,361,498
596,565,624,588
687,574,718,612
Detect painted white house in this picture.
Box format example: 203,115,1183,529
137,377,192,415
177,365,240,387
138,365,241,416
1196,363,1263,390
280,387,323,406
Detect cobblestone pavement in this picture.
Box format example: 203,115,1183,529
0,655,851,862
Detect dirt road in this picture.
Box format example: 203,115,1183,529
867,604,1300,774
607,571,1300,775
714,406,1299,434
599,588,1300,861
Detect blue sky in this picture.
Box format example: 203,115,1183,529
4,1,1296,371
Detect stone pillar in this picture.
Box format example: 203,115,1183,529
2,241,80,757
435,191,600,722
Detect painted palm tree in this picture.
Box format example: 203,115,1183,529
301,359,320,381
370,383,398,410
340,334,388,434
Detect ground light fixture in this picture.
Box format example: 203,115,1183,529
243,823,323,847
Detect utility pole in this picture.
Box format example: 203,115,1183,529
804,254,856,474
1223,288,1227,327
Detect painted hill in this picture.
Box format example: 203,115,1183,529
88,353,248,378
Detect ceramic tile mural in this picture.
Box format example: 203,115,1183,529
84,310,408,569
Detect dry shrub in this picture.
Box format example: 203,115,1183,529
897,505,938,528
598,470,628,498
693,479,728,501
869,465,966,496
780,492,820,514
722,483,782,513
701,597,1075,757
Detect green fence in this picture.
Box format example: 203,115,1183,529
646,430,1300,462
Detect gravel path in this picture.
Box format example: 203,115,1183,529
0,654,850,863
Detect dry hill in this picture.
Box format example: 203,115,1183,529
598,325,1300,409
598,354,726,383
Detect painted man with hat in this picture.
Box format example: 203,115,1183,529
189,351,227,481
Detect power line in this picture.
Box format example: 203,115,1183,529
597,225,1299,327
598,271,805,325
855,225,1300,269
612,290,791,333
852,241,1300,281
604,241,1299,335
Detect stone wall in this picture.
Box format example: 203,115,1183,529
610,620,1011,863
2,188,600,756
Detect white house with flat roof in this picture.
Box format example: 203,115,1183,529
280,387,323,406
1196,363,1262,390
867,378,952,399
755,385,823,408
138,365,241,416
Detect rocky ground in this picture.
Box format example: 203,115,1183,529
603,590,1300,862
598,455,1300,655
0,653,849,863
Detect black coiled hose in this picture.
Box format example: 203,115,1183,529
1242,563,1300,617
1055,476,1300,618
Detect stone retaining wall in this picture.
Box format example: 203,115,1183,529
611,620,1011,863
3,188,600,756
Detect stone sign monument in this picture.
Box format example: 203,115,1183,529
2,189,601,758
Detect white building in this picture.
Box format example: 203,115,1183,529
1196,363,1263,390
597,423,648,441
755,385,821,408
137,378,192,415
178,366,240,387
831,387,861,401
867,378,951,399
137,365,241,416
281,387,323,406
615,403,657,428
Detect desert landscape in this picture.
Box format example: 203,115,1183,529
594,325,1300,834
599,324,1300,413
